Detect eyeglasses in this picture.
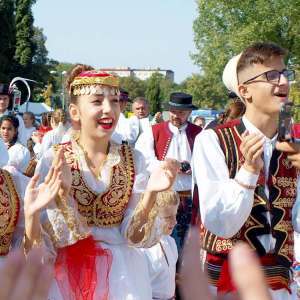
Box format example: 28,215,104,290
242,69,295,84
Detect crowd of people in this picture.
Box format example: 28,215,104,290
0,41,299,300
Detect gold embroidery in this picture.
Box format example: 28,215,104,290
215,239,233,252
55,142,135,227
0,170,20,255
276,177,297,188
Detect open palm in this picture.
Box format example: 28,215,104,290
147,159,180,192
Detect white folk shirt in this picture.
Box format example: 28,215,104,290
136,122,192,191
192,116,300,300
7,142,30,173
141,235,178,300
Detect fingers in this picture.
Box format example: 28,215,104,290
180,227,211,300
276,141,300,153
0,250,25,299
27,174,39,190
31,264,54,300
10,248,48,300
229,243,271,300
44,166,54,185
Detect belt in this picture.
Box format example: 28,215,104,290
153,297,175,300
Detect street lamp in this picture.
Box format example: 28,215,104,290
50,70,67,110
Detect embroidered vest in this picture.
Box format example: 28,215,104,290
152,121,201,161
201,119,297,268
56,142,135,227
0,169,20,256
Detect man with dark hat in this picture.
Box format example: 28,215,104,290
136,92,202,253
0,83,26,145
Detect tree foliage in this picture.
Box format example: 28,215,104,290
0,0,15,81
192,0,300,108
14,0,36,76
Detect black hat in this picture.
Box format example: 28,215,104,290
119,88,131,102
164,92,197,110
0,84,11,96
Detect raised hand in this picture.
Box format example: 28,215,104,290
25,167,62,216
146,158,180,192
240,131,264,174
53,148,72,199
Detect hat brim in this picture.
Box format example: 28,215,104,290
164,102,198,111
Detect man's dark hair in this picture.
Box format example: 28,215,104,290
237,42,287,76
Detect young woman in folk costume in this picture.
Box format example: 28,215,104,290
0,137,29,265
24,64,180,300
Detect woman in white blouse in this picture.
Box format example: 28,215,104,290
0,114,30,173
24,65,179,300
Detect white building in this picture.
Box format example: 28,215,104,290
100,67,174,82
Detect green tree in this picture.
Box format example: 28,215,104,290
0,0,15,81
14,0,36,76
145,73,163,114
119,76,147,100
192,0,300,106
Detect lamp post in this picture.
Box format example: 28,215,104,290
50,70,67,110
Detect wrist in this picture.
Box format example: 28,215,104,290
243,163,261,175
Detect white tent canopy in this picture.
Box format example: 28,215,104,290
18,102,52,115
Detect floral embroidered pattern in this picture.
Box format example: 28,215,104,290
0,169,20,255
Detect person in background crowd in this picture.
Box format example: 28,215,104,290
136,92,201,254
128,97,164,145
22,111,37,145
0,115,30,173
34,109,68,158
193,116,206,129
0,83,26,145
112,88,135,144
36,112,52,141
192,42,299,299
223,99,246,123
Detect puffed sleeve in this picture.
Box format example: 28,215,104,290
120,149,177,247
35,148,90,250
192,129,259,238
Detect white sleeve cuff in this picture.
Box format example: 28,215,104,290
235,166,259,187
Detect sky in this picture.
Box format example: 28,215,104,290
32,0,200,83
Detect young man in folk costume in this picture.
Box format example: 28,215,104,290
192,42,300,299
24,65,180,300
136,92,202,253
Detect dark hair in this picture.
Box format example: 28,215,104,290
237,42,287,77
0,114,19,147
66,64,94,105
40,112,51,127
224,100,246,122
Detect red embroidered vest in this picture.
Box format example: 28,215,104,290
56,142,135,227
201,120,297,268
152,121,201,160
0,169,20,256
